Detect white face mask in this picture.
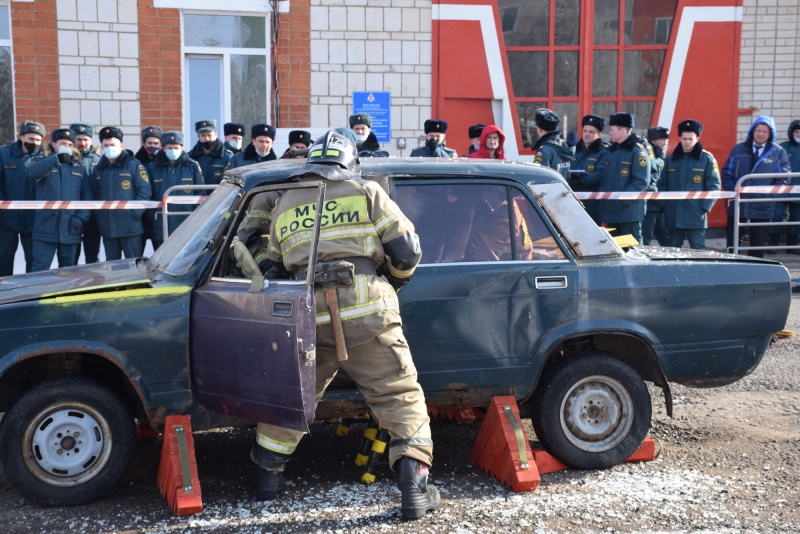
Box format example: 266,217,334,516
103,146,122,159
473,140,481,150
229,140,241,150
794,136,800,144
256,148,269,157
355,133,368,143
166,148,182,161
57,145,73,155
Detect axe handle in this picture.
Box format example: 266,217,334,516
324,288,348,361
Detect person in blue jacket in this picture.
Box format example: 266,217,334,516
150,131,204,249
410,120,457,157
577,113,650,242
70,122,103,264
722,115,790,257
532,108,574,180
188,120,234,185
230,124,278,168
0,120,46,276
768,120,800,254
659,120,721,250
93,126,152,260
24,128,93,271
570,114,609,224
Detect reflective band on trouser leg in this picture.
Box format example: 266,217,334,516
255,422,303,455
335,326,433,469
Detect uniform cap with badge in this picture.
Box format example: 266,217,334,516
349,114,372,129
289,130,313,147
535,109,560,131
424,120,448,134
19,121,46,137
141,126,163,142
677,120,703,136
251,124,276,140
224,122,245,136
99,126,124,142
52,128,77,144
609,113,635,128
161,131,184,146
70,122,94,138
582,115,605,132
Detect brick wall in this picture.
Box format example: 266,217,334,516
11,0,60,132
137,0,182,132
55,0,141,138
309,0,433,156
275,0,310,127
737,0,800,142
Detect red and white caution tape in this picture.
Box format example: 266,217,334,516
573,185,800,200
0,196,208,210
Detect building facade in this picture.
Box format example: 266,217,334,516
1,0,797,165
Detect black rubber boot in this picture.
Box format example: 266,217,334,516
766,232,781,254
255,467,286,501
396,456,440,520
787,234,800,255
250,441,291,501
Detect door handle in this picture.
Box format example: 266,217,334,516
534,276,568,289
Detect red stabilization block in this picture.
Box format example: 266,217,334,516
533,436,660,474
157,415,203,515
470,396,540,492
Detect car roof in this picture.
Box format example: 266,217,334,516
229,157,568,191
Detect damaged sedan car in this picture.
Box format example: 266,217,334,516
0,157,791,506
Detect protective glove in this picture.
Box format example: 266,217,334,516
58,153,73,164
425,138,440,151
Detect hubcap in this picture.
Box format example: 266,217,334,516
560,375,634,452
23,402,112,487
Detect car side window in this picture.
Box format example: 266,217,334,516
395,183,565,263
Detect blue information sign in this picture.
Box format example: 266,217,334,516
352,92,391,143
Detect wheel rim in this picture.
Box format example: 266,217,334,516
22,401,113,487
559,374,634,452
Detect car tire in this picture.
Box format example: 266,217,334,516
530,352,651,470
0,377,136,506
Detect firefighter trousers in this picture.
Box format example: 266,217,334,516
256,322,433,469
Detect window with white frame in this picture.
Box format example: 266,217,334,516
0,2,14,146
183,12,270,146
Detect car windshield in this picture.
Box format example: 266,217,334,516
147,182,242,278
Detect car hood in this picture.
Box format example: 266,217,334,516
0,259,152,305
630,246,782,264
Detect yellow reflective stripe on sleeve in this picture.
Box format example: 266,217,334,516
316,298,398,324
364,235,374,257
249,210,272,222
373,210,402,236
256,432,298,454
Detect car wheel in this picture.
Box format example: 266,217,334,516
0,377,136,506
530,352,651,470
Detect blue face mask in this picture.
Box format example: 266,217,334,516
794,136,800,144
228,140,241,150
166,148,182,161
103,145,122,159
57,145,73,155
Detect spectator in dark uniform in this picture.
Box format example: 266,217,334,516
768,120,800,254
224,122,245,154
722,115,790,257
25,128,93,271
0,120,45,276
350,113,389,157
230,124,278,168
532,109,573,180
69,122,103,263
462,124,485,157
578,112,649,242
642,126,670,246
150,131,204,249
570,114,609,225
188,120,234,185
93,126,152,260
133,126,162,254
659,120,721,250
281,130,313,159
410,120,456,157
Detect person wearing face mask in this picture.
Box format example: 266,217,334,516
93,126,152,261
280,130,313,159
410,120,457,158
149,131,204,249
224,122,245,155
188,120,234,185
349,114,389,157
69,122,103,264
462,124,485,157
134,126,164,254
0,120,46,276
230,124,278,169
767,120,800,254
24,128,93,271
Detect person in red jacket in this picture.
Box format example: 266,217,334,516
467,124,506,160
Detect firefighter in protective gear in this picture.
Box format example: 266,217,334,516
252,129,439,520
